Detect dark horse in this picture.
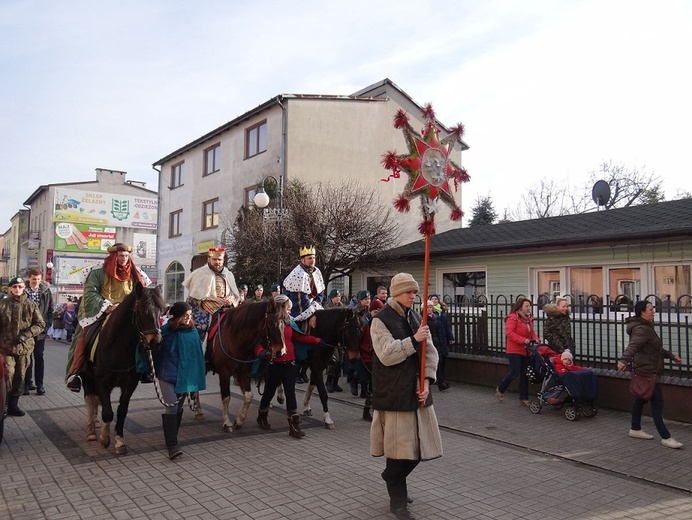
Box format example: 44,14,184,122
210,299,286,432
301,307,363,429
81,283,166,455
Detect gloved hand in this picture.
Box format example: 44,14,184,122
318,340,330,349
261,349,272,361
14,334,27,345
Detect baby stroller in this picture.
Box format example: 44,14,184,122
527,344,598,421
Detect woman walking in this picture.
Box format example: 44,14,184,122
542,297,574,353
617,300,683,449
152,302,207,459
495,297,538,406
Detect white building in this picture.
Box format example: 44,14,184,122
154,79,469,304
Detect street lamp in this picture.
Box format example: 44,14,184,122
254,176,290,283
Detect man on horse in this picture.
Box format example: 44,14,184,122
283,245,325,383
182,246,239,346
65,243,151,392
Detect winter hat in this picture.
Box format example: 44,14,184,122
561,349,573,362
357,290,371,301
8,276,25,287
389,273,419,297
169,301,191,319
369,298,384,312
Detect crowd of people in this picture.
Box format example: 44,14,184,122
2,240,687,520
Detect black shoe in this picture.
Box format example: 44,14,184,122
66,376,81,393
140,372,154,384
36,386,45,396
390,506,416,520
23,388,30,396
350,381,359,396
333,383,343,392
438,382,450,391
407,495,414,504
27,383,37,391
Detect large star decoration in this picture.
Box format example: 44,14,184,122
381,104,470,236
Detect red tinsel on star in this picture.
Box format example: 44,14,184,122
380,103,470,236
418,218,436,236
393,109,410,129
394,196,411,213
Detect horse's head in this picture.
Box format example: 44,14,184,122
340,307,364,354
133,283,166,350
264,297,287,357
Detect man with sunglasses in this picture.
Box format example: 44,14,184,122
0,277,46,417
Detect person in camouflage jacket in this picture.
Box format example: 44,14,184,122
0,276,46,416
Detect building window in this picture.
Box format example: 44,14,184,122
165,261,185,304
244,185,260,208
202,198,219,230
608,267,640,308
654,265,691,310
537,270,561,307
170,162,184,188
440,269,486,304
169,210,182,237
245,120,267,158
204,143,220,175
569,267,603,305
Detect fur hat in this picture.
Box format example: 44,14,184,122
8,276,25,287
357,290,371,301
561,349,573,362
169,301,191,319
389,273,419,297
369,298,384,312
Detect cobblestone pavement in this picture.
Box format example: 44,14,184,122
1,339,690,519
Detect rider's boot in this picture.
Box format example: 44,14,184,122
288,413,305,439
162,414,183,460
256,408,271,430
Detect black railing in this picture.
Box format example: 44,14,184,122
413,293,692,380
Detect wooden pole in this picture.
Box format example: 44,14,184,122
419,233,431,406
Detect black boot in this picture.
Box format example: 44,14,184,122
257,409,271,430
176,410,183,432
7,395,26,417
162,414,182,459
288,414,305,438
326,375,335,393
362,406,372,422
333,377,343,392
139,372,154,384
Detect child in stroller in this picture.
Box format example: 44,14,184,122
527,344,598,421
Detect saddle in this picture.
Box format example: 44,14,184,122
86,316,108,363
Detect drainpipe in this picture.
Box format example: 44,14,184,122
152,165,162,286
277,96,287,280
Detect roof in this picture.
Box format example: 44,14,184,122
153,78,469,166
390,198,692,259
23,180,156,206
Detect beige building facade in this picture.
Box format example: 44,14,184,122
154,79,469,304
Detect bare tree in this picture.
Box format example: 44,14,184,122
588,160,663,208
225,180,401,287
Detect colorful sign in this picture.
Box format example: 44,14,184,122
55,257,104,286
53,187,158,229
54,223,117,253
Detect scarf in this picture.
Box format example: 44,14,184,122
103,253,144,285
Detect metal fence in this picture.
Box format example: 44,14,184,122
413,294,692,380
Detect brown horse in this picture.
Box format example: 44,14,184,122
210,299,286,432
82,283,166,455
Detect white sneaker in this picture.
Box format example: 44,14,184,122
629,429,654,440
661,438,683,449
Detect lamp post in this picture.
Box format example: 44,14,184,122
254,176,290,283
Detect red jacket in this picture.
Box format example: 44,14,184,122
359,322,373,364
504,312,539,356
553,357,586,374
255,323,321,364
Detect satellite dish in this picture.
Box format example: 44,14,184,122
592,180,611,208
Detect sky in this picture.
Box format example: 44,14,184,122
1,0,690,230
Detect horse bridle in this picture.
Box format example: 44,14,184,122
134,304,162,350
216,308,279,363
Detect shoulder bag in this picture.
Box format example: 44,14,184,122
629,371,657,400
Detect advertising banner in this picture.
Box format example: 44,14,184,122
54,223,117,252
53,187,158,229
55,256,104,285
132,232,157,262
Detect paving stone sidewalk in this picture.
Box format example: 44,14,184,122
1,340,690,520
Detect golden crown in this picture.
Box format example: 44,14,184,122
208,247,225,259
299,245,316,257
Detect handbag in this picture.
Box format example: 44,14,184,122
629,371,657,400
